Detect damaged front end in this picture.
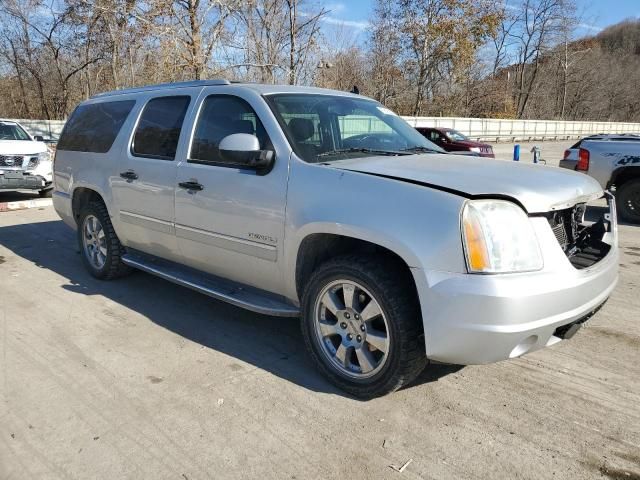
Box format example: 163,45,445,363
543,192,617,269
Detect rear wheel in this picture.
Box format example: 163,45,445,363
38,188,52,198
77,201,131,279
301,254,427,398
616,178,640,224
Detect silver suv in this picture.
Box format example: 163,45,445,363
53,80,619,397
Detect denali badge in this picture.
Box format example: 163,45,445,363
248,232,277,244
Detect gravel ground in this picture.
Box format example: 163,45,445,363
1,203,639,480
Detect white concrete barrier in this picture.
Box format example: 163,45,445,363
10,119,66,142
7,116,640,143
402,116,640,141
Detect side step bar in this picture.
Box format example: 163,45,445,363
121,251,300,317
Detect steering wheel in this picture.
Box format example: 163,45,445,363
343,133,406,150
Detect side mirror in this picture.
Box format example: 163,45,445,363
219,133,274,174
34,135,44,142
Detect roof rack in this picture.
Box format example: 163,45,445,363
92,79,231,99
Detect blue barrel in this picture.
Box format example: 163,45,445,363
513,144,520,161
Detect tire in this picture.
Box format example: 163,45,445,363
39,188,52,198
77,201,131,280
301,254,427,398
616,178,640,224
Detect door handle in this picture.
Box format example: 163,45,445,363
120,170,138,180
178,181,204,191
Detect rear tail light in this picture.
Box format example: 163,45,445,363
563,149,570,159
577,148,590,171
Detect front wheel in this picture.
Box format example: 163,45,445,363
301,255,427,398
616,179,640,224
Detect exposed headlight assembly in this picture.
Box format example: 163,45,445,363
462,200,543,273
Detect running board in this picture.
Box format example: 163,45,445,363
121,251,300,317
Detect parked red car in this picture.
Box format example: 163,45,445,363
416,127,495,158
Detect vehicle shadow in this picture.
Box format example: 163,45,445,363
0,219,461,399
0,191,41,202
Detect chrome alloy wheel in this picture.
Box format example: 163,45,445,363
82,214,107,270
313,280,390,379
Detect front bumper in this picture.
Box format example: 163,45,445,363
0,171,48,191
414,197,619,365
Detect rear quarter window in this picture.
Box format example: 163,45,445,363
57,100,135,153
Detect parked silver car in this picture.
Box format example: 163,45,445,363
559,134,640,170
52,81,619,397
566,137,640,223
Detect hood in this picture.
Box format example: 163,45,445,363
0,139,47,156
330,154,603,213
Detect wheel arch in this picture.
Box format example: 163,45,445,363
610,166,640,189
293,231,419,302
71,186,106,225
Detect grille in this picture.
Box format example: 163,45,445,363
0,155,23,167
551,222,569,249
547,204,585,253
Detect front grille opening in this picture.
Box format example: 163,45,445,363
545,198,612,269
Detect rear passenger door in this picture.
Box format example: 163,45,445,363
111,94,192,261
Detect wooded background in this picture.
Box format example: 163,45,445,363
1,0,638,122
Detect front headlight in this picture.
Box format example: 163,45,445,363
462,200,543,273
37,151,50,163
469,147,481,153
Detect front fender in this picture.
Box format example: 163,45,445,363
282,159,467,301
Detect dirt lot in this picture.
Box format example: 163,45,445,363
1,205,639,480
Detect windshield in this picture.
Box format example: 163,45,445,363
445,129,468,142
266,94,443,162
0,122,31,141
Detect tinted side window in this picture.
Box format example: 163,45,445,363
132,96,190,160
57,100,135,153
190,95,269,166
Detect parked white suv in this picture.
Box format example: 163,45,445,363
0,119,53,196
53,81,618,397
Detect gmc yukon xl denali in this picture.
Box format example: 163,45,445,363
53,80,619,398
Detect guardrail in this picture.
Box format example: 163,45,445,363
8,116,640,144
402,116,640,142
10,119,66,142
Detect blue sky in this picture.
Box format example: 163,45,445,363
323,0,640,36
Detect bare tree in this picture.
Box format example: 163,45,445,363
509,0,575,118
156,0,241,80
378,0,501,116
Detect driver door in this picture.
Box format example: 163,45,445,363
174,93,288,293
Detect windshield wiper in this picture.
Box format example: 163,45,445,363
316,147,409,158
401,146,444,154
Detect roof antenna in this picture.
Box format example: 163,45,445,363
350,85,359,94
